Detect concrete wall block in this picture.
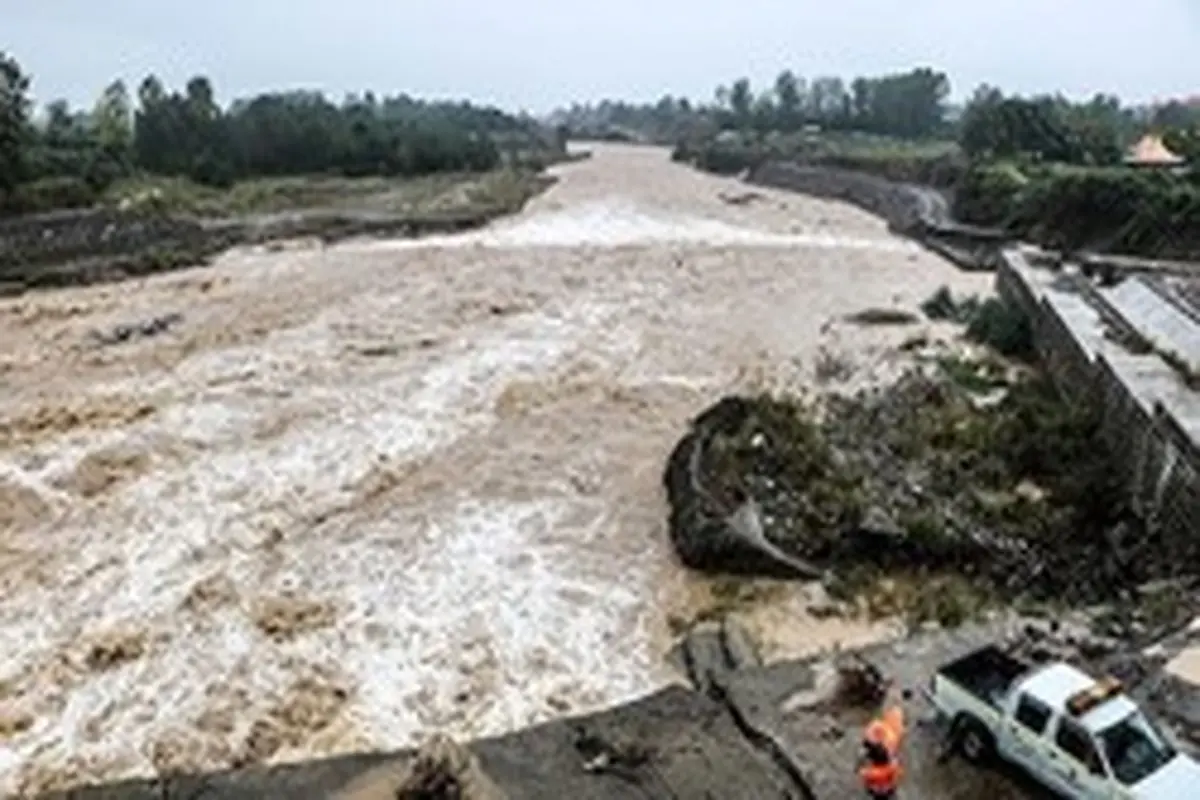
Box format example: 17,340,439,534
996,256,1200,534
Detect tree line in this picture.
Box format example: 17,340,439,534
1,50,551,213
553,68,954,142
958,86,1200,167
715,68,952,139
558,68,1200,171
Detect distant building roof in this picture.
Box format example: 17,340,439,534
1124,133,1186,166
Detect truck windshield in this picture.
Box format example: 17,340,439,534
1097,711,1178,786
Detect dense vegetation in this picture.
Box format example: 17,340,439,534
951,90,1200,257
1,51,560,215
552,67,953,145
636,66,1200,259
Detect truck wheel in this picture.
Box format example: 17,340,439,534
957,719,995,765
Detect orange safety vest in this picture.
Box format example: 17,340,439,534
860,706,906,793
859,760,902,793
863,706,906,755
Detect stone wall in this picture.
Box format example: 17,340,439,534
996,251,1200,542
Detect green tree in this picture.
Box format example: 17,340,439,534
2,58,575,214
960,87,1133,165
0,51,32,193
809,76,847,122
92,80,133,160
729,79,753,128
1154,101,1199,130
751,92,776,133
134,74,175,173
774,71,802,129
850,77,872,122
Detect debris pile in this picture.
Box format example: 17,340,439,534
89,312,184,346
335,734,507,800
666,365,1200,622
394,735,507,800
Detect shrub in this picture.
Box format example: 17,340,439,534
953,162,1029,225
965,298,1033,358
920,286,980,323
1008,167,1200,257
1,176,98,214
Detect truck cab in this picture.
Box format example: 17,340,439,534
929,646,1200,799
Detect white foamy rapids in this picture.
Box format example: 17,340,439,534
349,200,920,252
330,498,662,742
0,295,649,792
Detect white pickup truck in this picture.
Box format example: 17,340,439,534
928,645,1200,799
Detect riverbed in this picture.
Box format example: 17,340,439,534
0,143,990,793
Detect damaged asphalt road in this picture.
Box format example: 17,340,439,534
53,616,1153,800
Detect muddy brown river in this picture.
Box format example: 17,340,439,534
0,144,990,793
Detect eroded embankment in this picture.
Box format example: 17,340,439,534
664,347,1200,634
744,161,1011,272
0,173,555,294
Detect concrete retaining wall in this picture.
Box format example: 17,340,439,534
996,252,1200,540
746,161,1011,272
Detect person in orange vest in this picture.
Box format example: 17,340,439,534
858,682,906,799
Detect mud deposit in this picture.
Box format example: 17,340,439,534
0,144,989,794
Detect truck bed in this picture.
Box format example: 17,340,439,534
938,645,1031,707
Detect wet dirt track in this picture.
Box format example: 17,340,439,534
0,144,992,794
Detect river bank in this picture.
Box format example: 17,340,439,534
0,170,557,294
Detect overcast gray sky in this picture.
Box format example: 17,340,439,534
6,0,1199,112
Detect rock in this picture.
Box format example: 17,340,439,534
1166,647,1200,686
718,191,765,206
1013,480,1047,503
403,735,507,800
1143,644,1168,660
91,312,184,346
682,622,730,699
845,307,920,326
858,506,904,539
333,735,507,800
720,617,762,671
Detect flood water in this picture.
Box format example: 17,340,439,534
0,143,991,793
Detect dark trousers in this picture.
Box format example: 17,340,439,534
867,791,895,799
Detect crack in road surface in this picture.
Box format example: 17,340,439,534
0,144,989,794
